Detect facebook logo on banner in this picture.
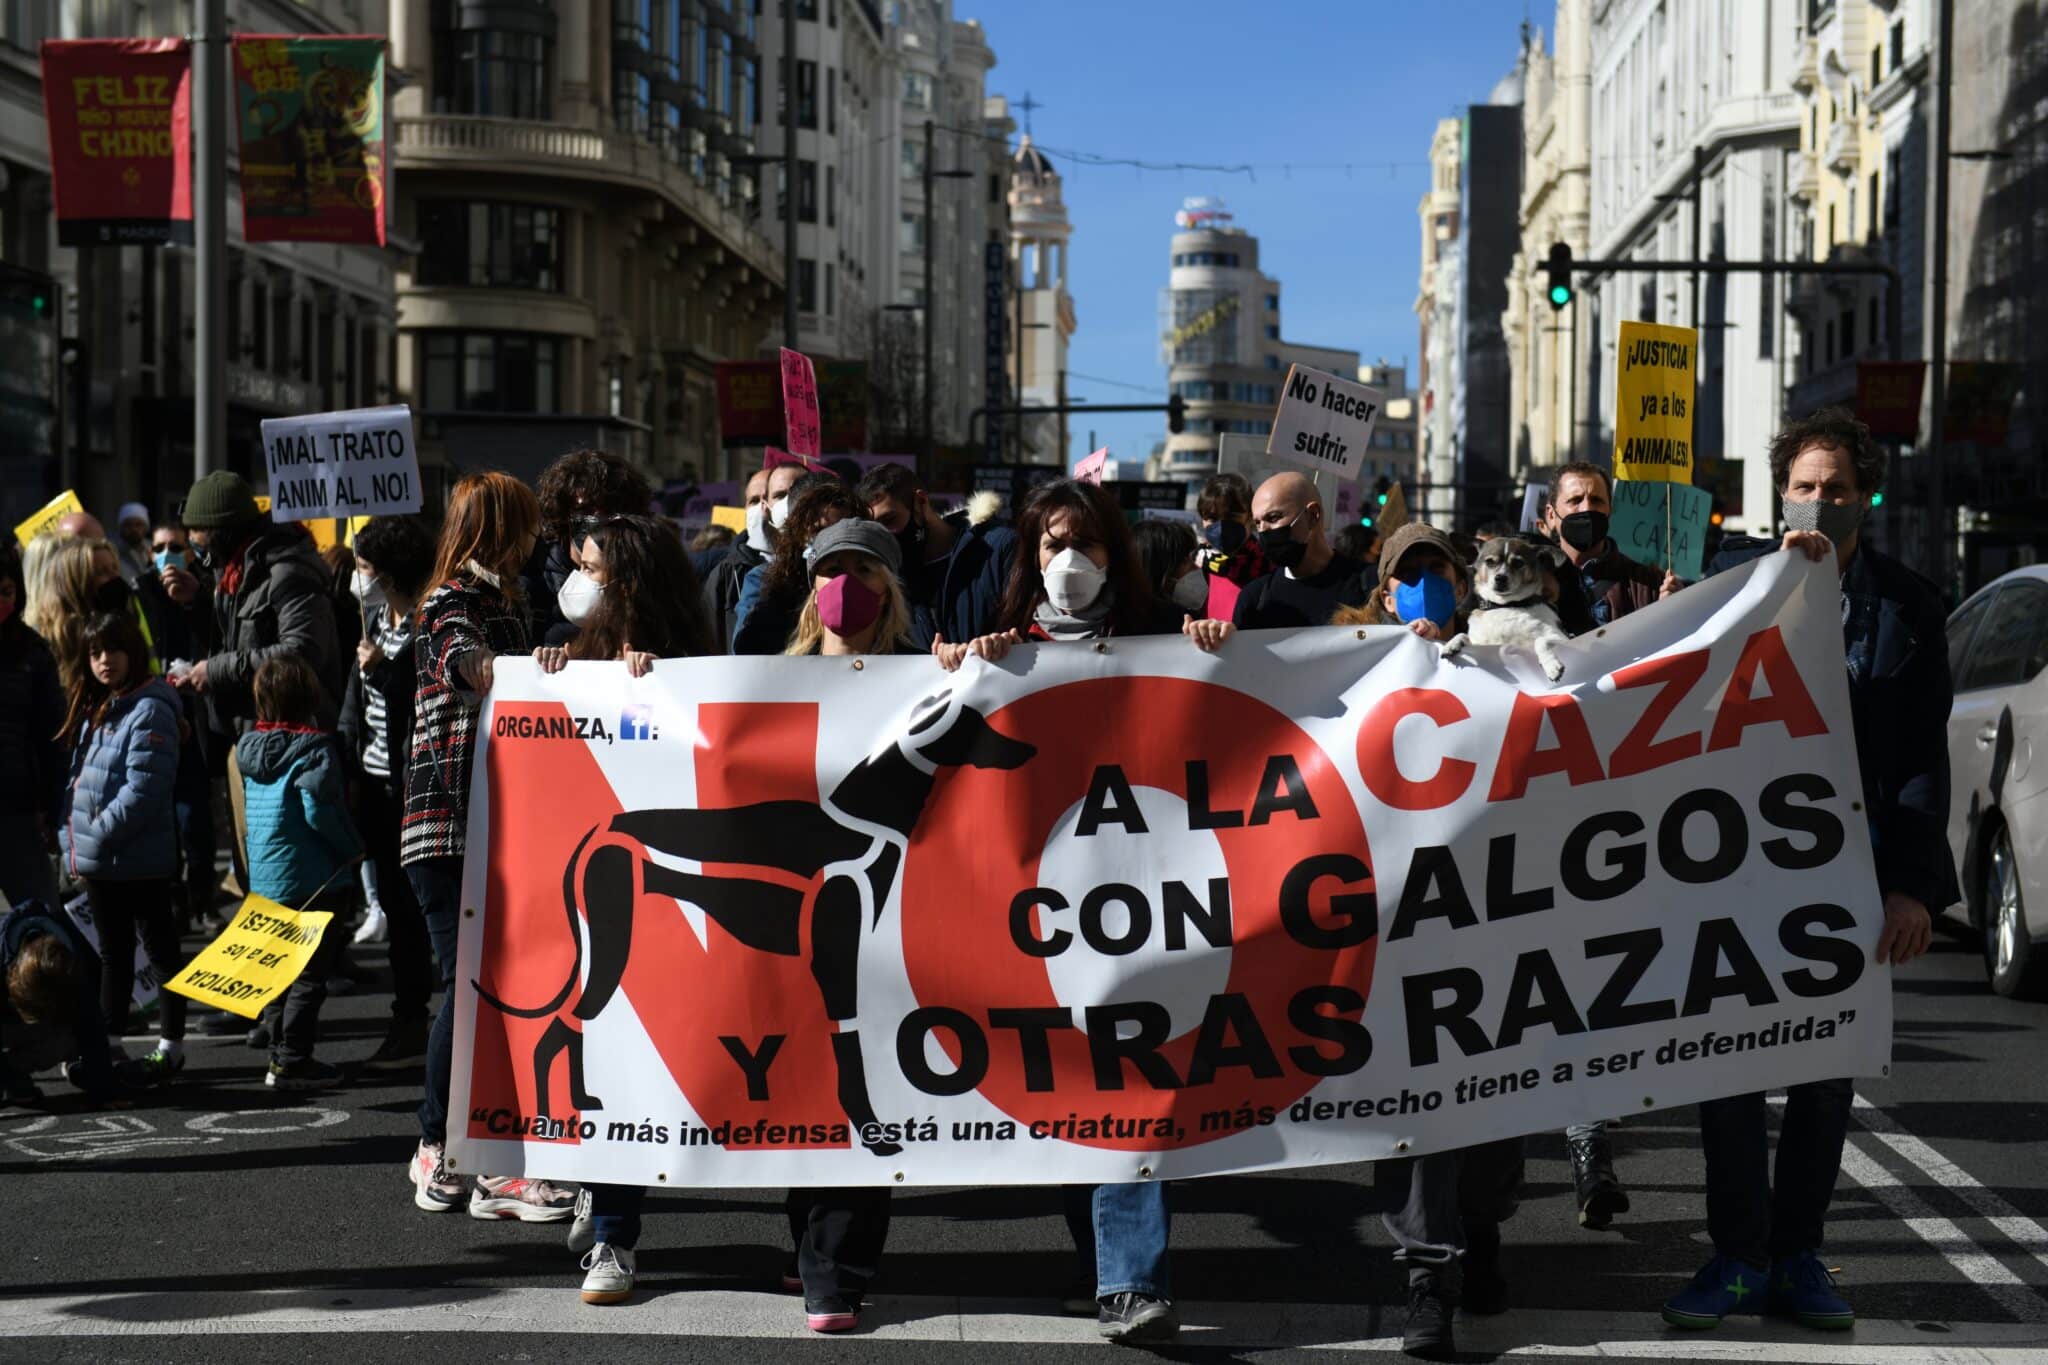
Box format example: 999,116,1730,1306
620,706,657,741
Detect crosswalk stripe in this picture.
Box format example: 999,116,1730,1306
1852,1095,2048,1276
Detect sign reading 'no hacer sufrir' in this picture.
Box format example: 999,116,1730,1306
260,404,422,522
1267,364,1382,483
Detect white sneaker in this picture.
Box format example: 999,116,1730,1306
469,1174,577,1221
353,906,389,945
580,1243,636,1305
566,1186,596,1254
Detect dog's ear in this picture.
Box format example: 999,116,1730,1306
1533,541,1570,570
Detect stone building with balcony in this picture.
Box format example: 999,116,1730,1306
1784,0,1929,423
1588,0,1804,534
390,0,785,485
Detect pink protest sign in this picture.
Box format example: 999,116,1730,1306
779,348,822,460
1072,448,1109,485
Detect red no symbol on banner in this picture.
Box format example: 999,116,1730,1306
900,677,1375,1151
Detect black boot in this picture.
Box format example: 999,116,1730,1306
1461,1220,1508,1316
1402,1271,1455,1361
1568,1129,1630,1230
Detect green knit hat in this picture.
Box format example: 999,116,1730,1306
179,471,262,529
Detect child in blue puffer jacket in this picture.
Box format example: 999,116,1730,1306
237,653,362,1092
57,611,188,1085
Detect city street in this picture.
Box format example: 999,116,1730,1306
5,919,2047,1364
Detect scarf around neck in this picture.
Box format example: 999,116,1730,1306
1032,589,1115,642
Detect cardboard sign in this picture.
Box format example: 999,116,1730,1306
1072,448,1109,485
1267,365,1382,482
1375,483,1410,536
1215,432,1271,479
39,39,194,246
1613,321,1696,484
710,505,748,532
14,489,84,546
259,404,421,521
1610,478,1712,580
163,896,335,1019
779,348,821,460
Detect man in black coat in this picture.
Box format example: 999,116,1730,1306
704,463,790,653
1661,407,1955,1334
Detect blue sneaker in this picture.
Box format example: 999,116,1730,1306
1769,1251,1854,1330
1662,1254,1769,1330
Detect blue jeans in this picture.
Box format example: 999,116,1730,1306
591,1182,644,1250
1063,1182,1171,1299
406,856,464,1144
1697,1077,1854,1267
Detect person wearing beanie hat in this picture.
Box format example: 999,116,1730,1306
114,503,153,584
783,517,916,657
164,468,342,745
1332,522,1473,640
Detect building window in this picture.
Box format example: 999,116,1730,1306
902,70,933,111
1867,171,1880,240
419,331,562,413
826,67,836,134
613,68,651,133
1264,324,1279,340
901,136,925,181
1869,297,1880,350
798,258,817,313
1890,20,1904,70
1840,306,1855,357
1870,44,1881,87
797,59,817,129
1265,355,1279,371
1265,293,1278,311
899,211,924,254
432,22,554,120
795,0,818,17
826,165,835,227
417,201,563,291
825,262,835,316
797,160,818,223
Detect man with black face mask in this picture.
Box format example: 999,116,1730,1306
1232,472,1372,629
855,462,1015,650
1541,461,1680,627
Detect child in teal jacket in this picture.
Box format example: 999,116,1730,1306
236,654,361,1092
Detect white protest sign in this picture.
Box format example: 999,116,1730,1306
1267,365,1382,483
260,405,422,522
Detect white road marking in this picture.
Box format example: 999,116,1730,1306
1838,1141,2048,1323
3,1114,219,1163
186,1107,350,1136
2,1289,2047,1360
1852,1095,2048,1277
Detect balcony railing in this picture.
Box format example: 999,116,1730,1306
395,115,606,165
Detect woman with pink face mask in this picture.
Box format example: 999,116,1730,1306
783,519,918,658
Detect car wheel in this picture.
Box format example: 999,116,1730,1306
1984,827,2048,1000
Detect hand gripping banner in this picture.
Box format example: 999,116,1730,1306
449,554,1891,1187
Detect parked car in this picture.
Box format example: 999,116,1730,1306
1945,566,2048,998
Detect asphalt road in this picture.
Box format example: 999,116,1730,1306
5,918,2048,1364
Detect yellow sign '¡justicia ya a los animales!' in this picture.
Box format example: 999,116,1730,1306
1613,320,1698,485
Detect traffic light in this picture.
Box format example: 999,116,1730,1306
1870,491,1884,508
1167,393,1186,435
1373,475,1391,507
1545,242,1574,310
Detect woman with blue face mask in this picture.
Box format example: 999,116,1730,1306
1334,522,1471,641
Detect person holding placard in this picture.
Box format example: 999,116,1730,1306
1538,462,1679,627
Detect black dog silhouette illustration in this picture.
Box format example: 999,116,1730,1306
474,690,1036,1155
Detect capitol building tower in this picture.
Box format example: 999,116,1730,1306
1008,135,1076,464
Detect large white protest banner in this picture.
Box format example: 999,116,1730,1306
259,404,421,522
449,553,1890,1188
1267,365,1382,482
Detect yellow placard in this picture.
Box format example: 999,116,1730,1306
710,504,748,532
13,489,84,546
255,495,273,514
163,895,335,1019
1613,321,1697,484
309,519,340,550
343,516,373,546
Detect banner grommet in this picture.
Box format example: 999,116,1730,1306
852,659,865,671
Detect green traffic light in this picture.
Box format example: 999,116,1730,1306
1549,284,1572,306
1870,492,1884,508
31,293,48,313
1376,494,1389,506
1360,516,1373,528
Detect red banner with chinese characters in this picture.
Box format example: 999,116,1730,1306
232,35,387,245
1855,362,1926,441
39,39,193,246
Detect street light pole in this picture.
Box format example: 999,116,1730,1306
921,118,934,473
193,0,226,478
782,0,799,350
1927,0,1955,594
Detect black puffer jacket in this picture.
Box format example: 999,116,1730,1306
203,525,343,735
0,623,65,821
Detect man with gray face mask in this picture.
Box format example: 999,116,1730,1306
1669,407,1955,1334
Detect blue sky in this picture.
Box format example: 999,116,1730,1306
977,0,1537,467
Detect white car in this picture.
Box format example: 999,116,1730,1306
1945,566,2048,998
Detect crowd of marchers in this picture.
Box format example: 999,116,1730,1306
0,405,1948,1359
